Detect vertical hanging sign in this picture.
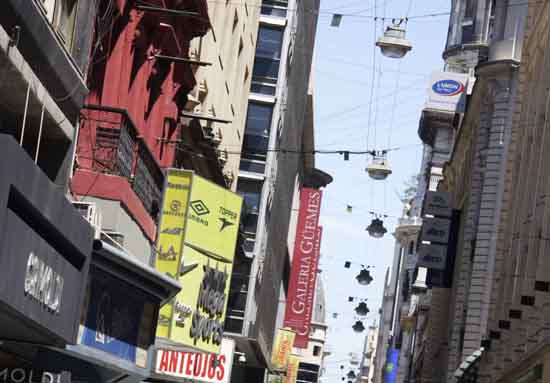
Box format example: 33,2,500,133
271,328,296,371
283,188,323,348
283,355,300,383
155,170,192,338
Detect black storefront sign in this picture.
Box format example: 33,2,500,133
423,191,452,218
0,368,70,383
417,243,448,270
425,210,460,288
420,217,451,244
0,135,93,346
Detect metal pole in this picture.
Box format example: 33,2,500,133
35,96,45,163
20,82,31,146
405,311,419,383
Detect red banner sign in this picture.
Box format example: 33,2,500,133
284,188,323,348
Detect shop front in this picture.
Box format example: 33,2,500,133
0,135,181,383
0,134,94,380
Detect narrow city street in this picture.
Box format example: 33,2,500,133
0,1,546,383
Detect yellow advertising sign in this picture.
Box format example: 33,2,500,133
185,175,242,261
283,355,300,383
271,328,296,371
155,169,192,338
156,170,242,353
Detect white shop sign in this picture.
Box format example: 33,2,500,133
155,338,235,383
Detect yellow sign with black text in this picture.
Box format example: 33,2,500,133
271,328,296,371
283,355,300,383
155,169,192,338
155,170,242,353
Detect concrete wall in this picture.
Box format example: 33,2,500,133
241,0,320,361
79,196,153,265
189,1,261,191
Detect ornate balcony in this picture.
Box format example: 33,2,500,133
78,104,164,220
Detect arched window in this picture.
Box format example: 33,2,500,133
408,241,415,255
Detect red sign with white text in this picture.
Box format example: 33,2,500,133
284,188,323,348
155,338,235,383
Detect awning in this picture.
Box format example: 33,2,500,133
92,239,181,305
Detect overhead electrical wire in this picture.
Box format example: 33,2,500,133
200,0,539,21
170,141,418,158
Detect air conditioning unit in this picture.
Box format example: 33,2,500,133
189,47,200,61
185,90,201,111
211,126,223,145
223,169,235,186
72,201,102,239
218,149,228,165
198,79,208,101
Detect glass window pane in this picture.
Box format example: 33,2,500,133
251,81,277,96
237,179,263,212
253,57,281,80
246,103,273,136
240,159,266,173
243,134,269,159
261,0,288,17
256,26,284,59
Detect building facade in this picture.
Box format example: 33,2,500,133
373,1,531,382
71,0,212,264
358,323,379,383
0,3,180,383
225,0,321,381
476,1,550,382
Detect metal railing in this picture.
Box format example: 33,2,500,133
81,105,164,219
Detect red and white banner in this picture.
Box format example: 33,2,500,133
155,338,235,383
284,188,323,348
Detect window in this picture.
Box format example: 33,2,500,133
237,178,263,234
251,26,284,95
232,10,239,32
313,346,322,357
241,102,273,161
54,0,78,49
261,0,288,17
461,24,474,44
39,0,56,22
464,0,476,18
238,37,244,57
408,241,415,255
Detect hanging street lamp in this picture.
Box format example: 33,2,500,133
352,320,366,333
366,152,392,180
366,218,387,238
356,269,373,285
355,302,370,316
376,21,412,59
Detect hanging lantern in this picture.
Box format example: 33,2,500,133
376,23,412,59
355,302,370,316
366,218,387,238
347,371,357,380
366,154,392,180
352,320,365,333
356,269,373,285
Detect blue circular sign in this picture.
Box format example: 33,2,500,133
432,79,464,96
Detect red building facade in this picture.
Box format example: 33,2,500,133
72,0,210,241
